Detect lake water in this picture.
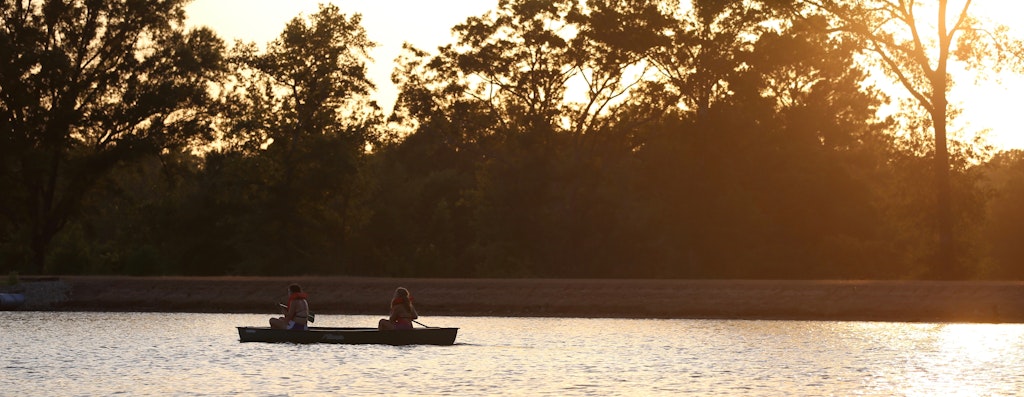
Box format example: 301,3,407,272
2,312,1023,396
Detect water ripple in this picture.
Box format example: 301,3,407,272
2,313,1024,395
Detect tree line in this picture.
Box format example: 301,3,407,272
2,0,1023,279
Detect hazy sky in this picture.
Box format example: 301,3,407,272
185,0,493,113
185,0,1024,150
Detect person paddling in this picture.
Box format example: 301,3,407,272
378,287,418,330
270,284,310,331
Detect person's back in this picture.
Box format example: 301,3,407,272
290,298,309,327
379,287,417,330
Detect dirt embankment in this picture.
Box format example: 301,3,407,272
5,276,1024,322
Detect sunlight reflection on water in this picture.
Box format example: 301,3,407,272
1,313,1023,396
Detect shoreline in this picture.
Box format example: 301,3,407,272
4,276,1024,323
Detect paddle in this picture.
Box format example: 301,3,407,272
278,303,316,323
412,320,434,328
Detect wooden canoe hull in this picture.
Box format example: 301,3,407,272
236,326,458,345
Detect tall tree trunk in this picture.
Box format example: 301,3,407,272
29,151,62,275
931,104,958,279
30,232,49,274
929,0,963,279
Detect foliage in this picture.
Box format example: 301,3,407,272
788,0,1024,278
0,0,225,273
4,1,1021,280
975,151,1024,278
207,3,382,275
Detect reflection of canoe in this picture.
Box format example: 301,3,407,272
0,293,25,309
236,326,459,345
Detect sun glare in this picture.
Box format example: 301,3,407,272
950,1,1024,151
895,323,1024,397
185,0,1024,151
937,323,1020,362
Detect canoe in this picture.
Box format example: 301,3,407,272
0,293,25,309
236,326,459,345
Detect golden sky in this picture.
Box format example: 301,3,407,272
185,0,1024,151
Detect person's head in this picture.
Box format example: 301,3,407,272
289,284,302,294
394,287,410,299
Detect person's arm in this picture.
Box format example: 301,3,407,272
388,304,398,322
285,302,298,322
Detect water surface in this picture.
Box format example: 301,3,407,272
2,312,1023,396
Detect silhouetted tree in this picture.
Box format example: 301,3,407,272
976,150,1024,278
383,0,669,276
0,0,224,274
216,4,381,274
790,0,1024,278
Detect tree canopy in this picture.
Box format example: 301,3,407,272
0,0,224,273
788,0,1024,278
3,0,1023,280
